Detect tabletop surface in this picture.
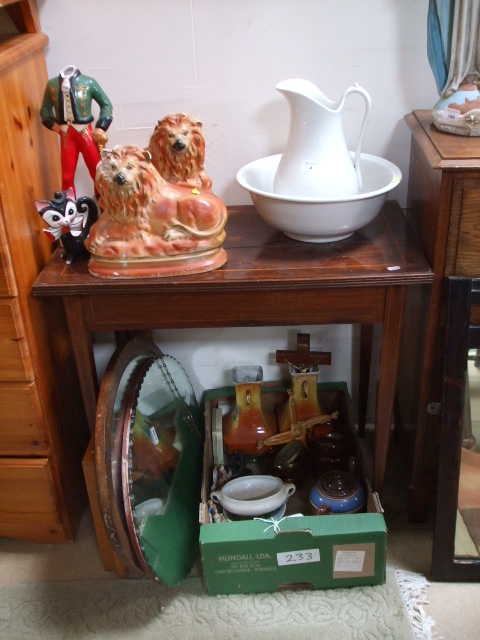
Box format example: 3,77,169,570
406,110,480,168
33,200,433,297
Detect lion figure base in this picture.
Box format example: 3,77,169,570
87,245,227,279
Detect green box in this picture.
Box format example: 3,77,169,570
199,382,387,595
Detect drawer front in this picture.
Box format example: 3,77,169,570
451,179,480,276
0,383,49,455
0,261,11,297
0,299,33,381
0,205,17,297
0,458,64,542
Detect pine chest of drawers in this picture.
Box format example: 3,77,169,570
0,1,89,542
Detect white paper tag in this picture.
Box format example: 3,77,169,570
277,548,320,566
149,427,159,445
444,107,461,121
333,550,365,572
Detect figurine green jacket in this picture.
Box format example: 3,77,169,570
40,68,113,131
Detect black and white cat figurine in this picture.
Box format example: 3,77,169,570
35,188,98,264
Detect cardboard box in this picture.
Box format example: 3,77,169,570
199,382,386,595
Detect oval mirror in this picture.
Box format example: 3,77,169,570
96,336,204,584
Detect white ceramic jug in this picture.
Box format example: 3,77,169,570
273,79,371,198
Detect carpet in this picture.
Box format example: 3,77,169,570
0,568,434,640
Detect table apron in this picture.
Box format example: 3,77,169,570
77,286,390,331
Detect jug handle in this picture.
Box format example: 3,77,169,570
344,83,371,190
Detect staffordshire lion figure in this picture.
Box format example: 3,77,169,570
147,113,212,190
85,144,227,278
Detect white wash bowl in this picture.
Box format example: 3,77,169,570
236,153,402,242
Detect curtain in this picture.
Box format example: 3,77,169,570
427,0,480,97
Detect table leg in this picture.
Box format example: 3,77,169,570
63,297,99,434
372,286,406,493
358,324,374,437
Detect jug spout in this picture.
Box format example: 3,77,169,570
273,79,371,198
275,78,337,110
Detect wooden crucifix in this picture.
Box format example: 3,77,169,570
276,332,331,371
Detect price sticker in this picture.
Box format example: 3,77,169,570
334,550,365,572
277,549,320,567
445,108,461,121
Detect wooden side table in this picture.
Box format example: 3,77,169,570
34,200,432,497
399,110,480,521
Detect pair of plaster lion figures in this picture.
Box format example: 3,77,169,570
85,113,228,278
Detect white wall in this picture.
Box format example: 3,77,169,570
38,0,438,418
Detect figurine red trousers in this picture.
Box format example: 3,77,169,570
60,124,100,197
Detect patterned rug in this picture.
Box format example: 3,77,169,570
0,568,434,640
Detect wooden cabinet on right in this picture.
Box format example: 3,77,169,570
398,110,480,522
